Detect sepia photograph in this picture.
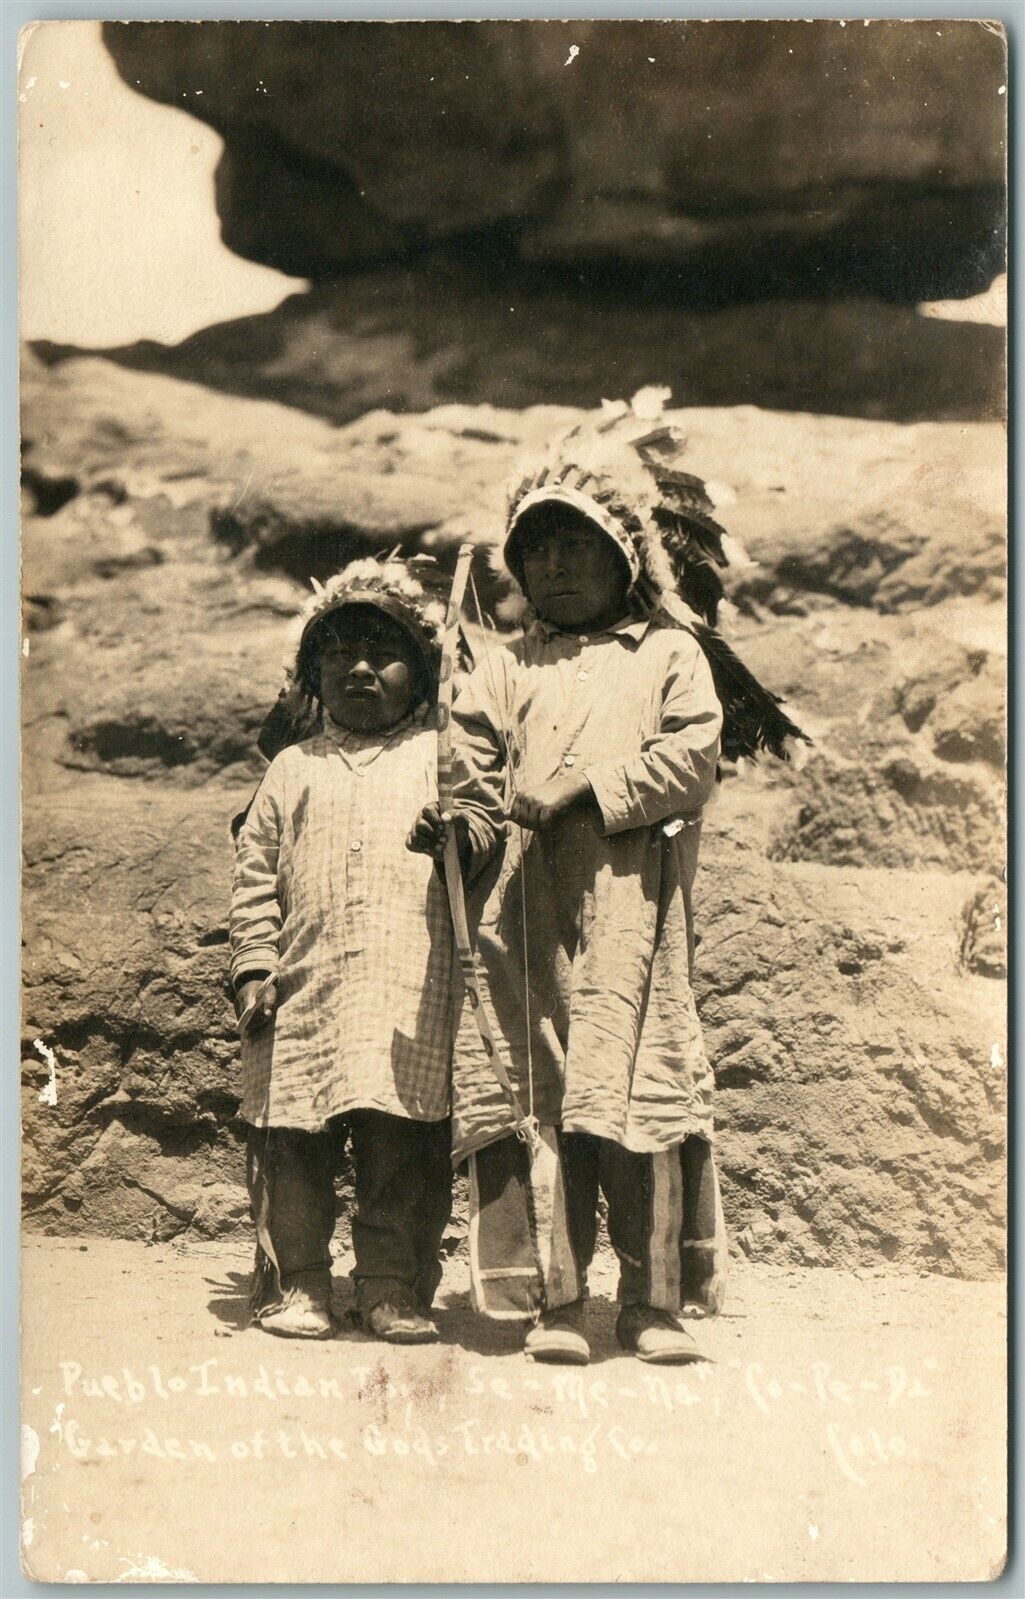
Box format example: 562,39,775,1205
18,16,1007,1584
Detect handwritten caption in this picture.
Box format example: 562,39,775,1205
46,1355,936,1482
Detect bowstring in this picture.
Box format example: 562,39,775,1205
467,568,536,1126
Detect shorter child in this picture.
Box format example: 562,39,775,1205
230,557,472,1343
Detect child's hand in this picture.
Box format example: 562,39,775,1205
509,771,592,831
406,804,472,872
237,978,278,1033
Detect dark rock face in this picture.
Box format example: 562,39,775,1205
34,265,1007,430
102,19,1006,298
21,350,1006,1274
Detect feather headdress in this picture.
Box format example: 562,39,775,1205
256,553,448,762
505,388,808,763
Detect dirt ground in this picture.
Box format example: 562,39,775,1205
20,1235,1005,1584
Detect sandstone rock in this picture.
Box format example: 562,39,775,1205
727,606,1005,874
770,742,1003,874
22,784,241,1237
697,853,1004,1275
103,20,1006,296
928,658,1005,766
732,508,1006,615
23,353,1005,601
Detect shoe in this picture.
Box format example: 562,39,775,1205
256,1282,334,1340
357,1281,439,1345
616,1303,701,1364
524,1301,590,1365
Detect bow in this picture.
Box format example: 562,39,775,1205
438,543,540,1154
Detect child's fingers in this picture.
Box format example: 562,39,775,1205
407,803,447,852
407,819,437,852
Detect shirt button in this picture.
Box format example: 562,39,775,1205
564,756,576,768
350,840,362,852
579,634,589,643
576,669,589,682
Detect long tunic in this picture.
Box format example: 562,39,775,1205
450,614,723,1163
229,714,462,1130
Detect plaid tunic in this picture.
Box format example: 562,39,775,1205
450,615,723,1162
230,714,459,1130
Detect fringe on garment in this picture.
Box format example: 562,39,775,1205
248,1242,282,1322
246,1130,284,1324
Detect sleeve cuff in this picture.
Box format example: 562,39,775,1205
463,813,506,883
584,765,630,834
230,945,279,986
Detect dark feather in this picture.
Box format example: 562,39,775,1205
653,505,728,566
256,682,320,762
678,558,724,629
229,799,254,842
654,508,728,625
229,684,319,842
657,593,809,763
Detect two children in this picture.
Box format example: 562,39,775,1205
231,394,796,1360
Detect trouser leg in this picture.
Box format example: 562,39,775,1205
246,1126,336,1312
349,1111,452,1313
680,1136,728,1314
411,1119,454,1312
598,1139,685,1313
467,1126,596,1316
555,1131,601,1305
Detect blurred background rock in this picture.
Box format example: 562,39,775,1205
20,21,1005,1279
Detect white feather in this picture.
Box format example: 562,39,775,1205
630,385,672,420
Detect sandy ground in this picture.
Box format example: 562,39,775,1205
20,1236,1005,1584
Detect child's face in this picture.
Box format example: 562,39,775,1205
517,512,631,632
317,609,422,732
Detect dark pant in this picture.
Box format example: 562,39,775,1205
559,1131,717,1310
246,1111,453,1314
469,1127,726,1319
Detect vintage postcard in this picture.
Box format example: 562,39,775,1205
19,18,1006,1583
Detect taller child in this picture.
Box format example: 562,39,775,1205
410,393,752,1367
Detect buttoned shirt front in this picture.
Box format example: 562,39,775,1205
230,713,457,1129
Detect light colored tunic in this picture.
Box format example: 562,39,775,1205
229,713,460,1130
450,614,723,1163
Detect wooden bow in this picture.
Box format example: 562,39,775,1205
438,543,539,1153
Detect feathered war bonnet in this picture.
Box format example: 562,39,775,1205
255,554,448,762
504,388,808,764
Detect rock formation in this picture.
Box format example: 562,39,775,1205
21,348,1005,1275
102,20,1006,299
